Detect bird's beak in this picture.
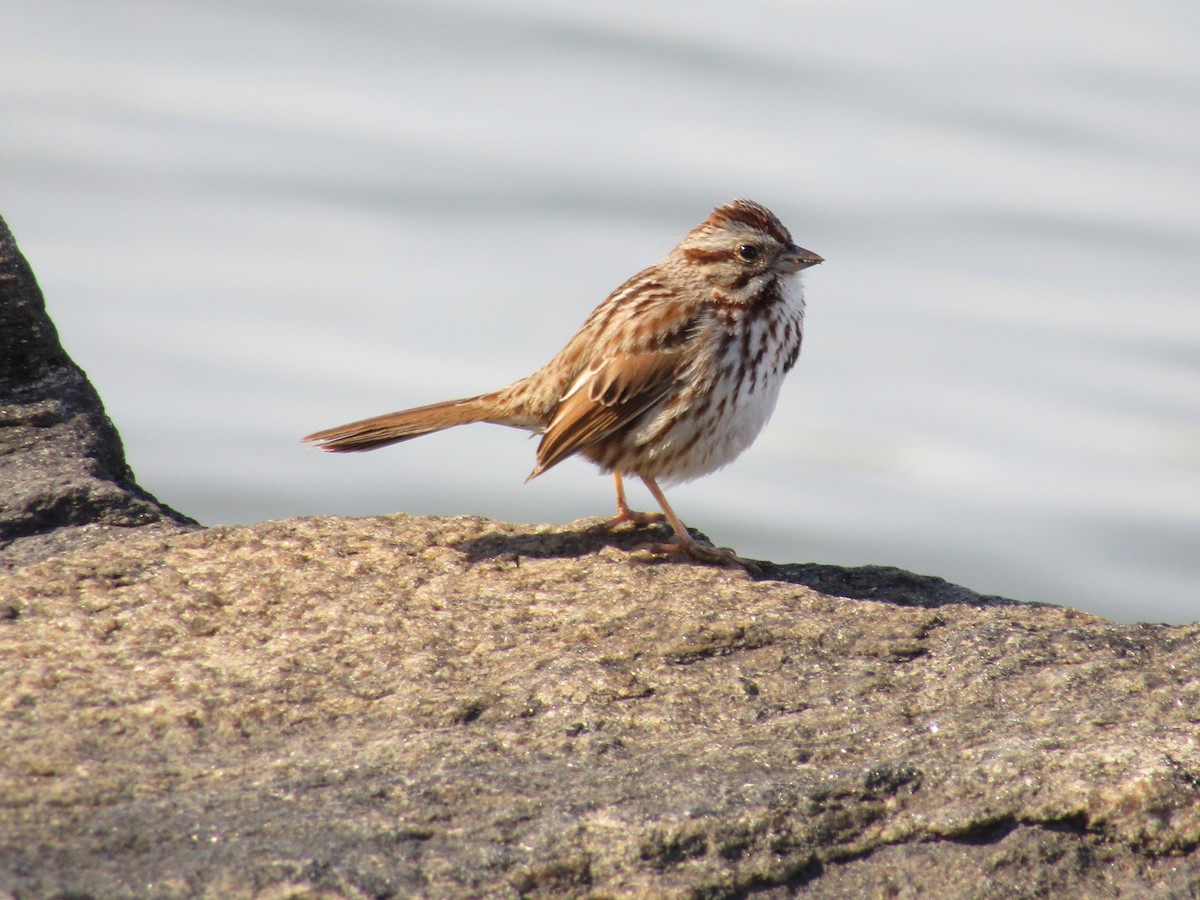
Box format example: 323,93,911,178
779,244,824,272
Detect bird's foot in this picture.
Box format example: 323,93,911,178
600,508,667,531
634,534,761,576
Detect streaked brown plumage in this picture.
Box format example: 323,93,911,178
305,199,822,568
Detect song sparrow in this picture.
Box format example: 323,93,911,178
305,199,822,568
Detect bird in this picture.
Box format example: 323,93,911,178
304,199,822,569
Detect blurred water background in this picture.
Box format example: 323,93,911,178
3,0,1197,623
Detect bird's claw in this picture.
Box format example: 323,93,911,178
633,538,761,576
600,509,668,531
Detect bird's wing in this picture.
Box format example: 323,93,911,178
530,348,687,477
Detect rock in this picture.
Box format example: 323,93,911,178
1,513,1197,898
2,210,1196,896
0,213,198,566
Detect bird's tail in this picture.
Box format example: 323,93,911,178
303,391,524,453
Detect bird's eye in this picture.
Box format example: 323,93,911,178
736,244,760,262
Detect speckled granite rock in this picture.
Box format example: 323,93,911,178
0,213,197,568
2,211,1196,897
1,513,1197,898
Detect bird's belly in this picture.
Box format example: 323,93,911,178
583,299,804,484
645,365,787,483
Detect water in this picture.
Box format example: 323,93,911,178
3,0,1197,623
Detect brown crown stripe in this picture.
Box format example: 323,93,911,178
704,199,793,245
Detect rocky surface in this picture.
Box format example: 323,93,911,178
2,513,1198,898
0,213,197,568
2,211,1197,897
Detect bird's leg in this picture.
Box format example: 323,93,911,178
600,472,667,530
635,475,760,574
